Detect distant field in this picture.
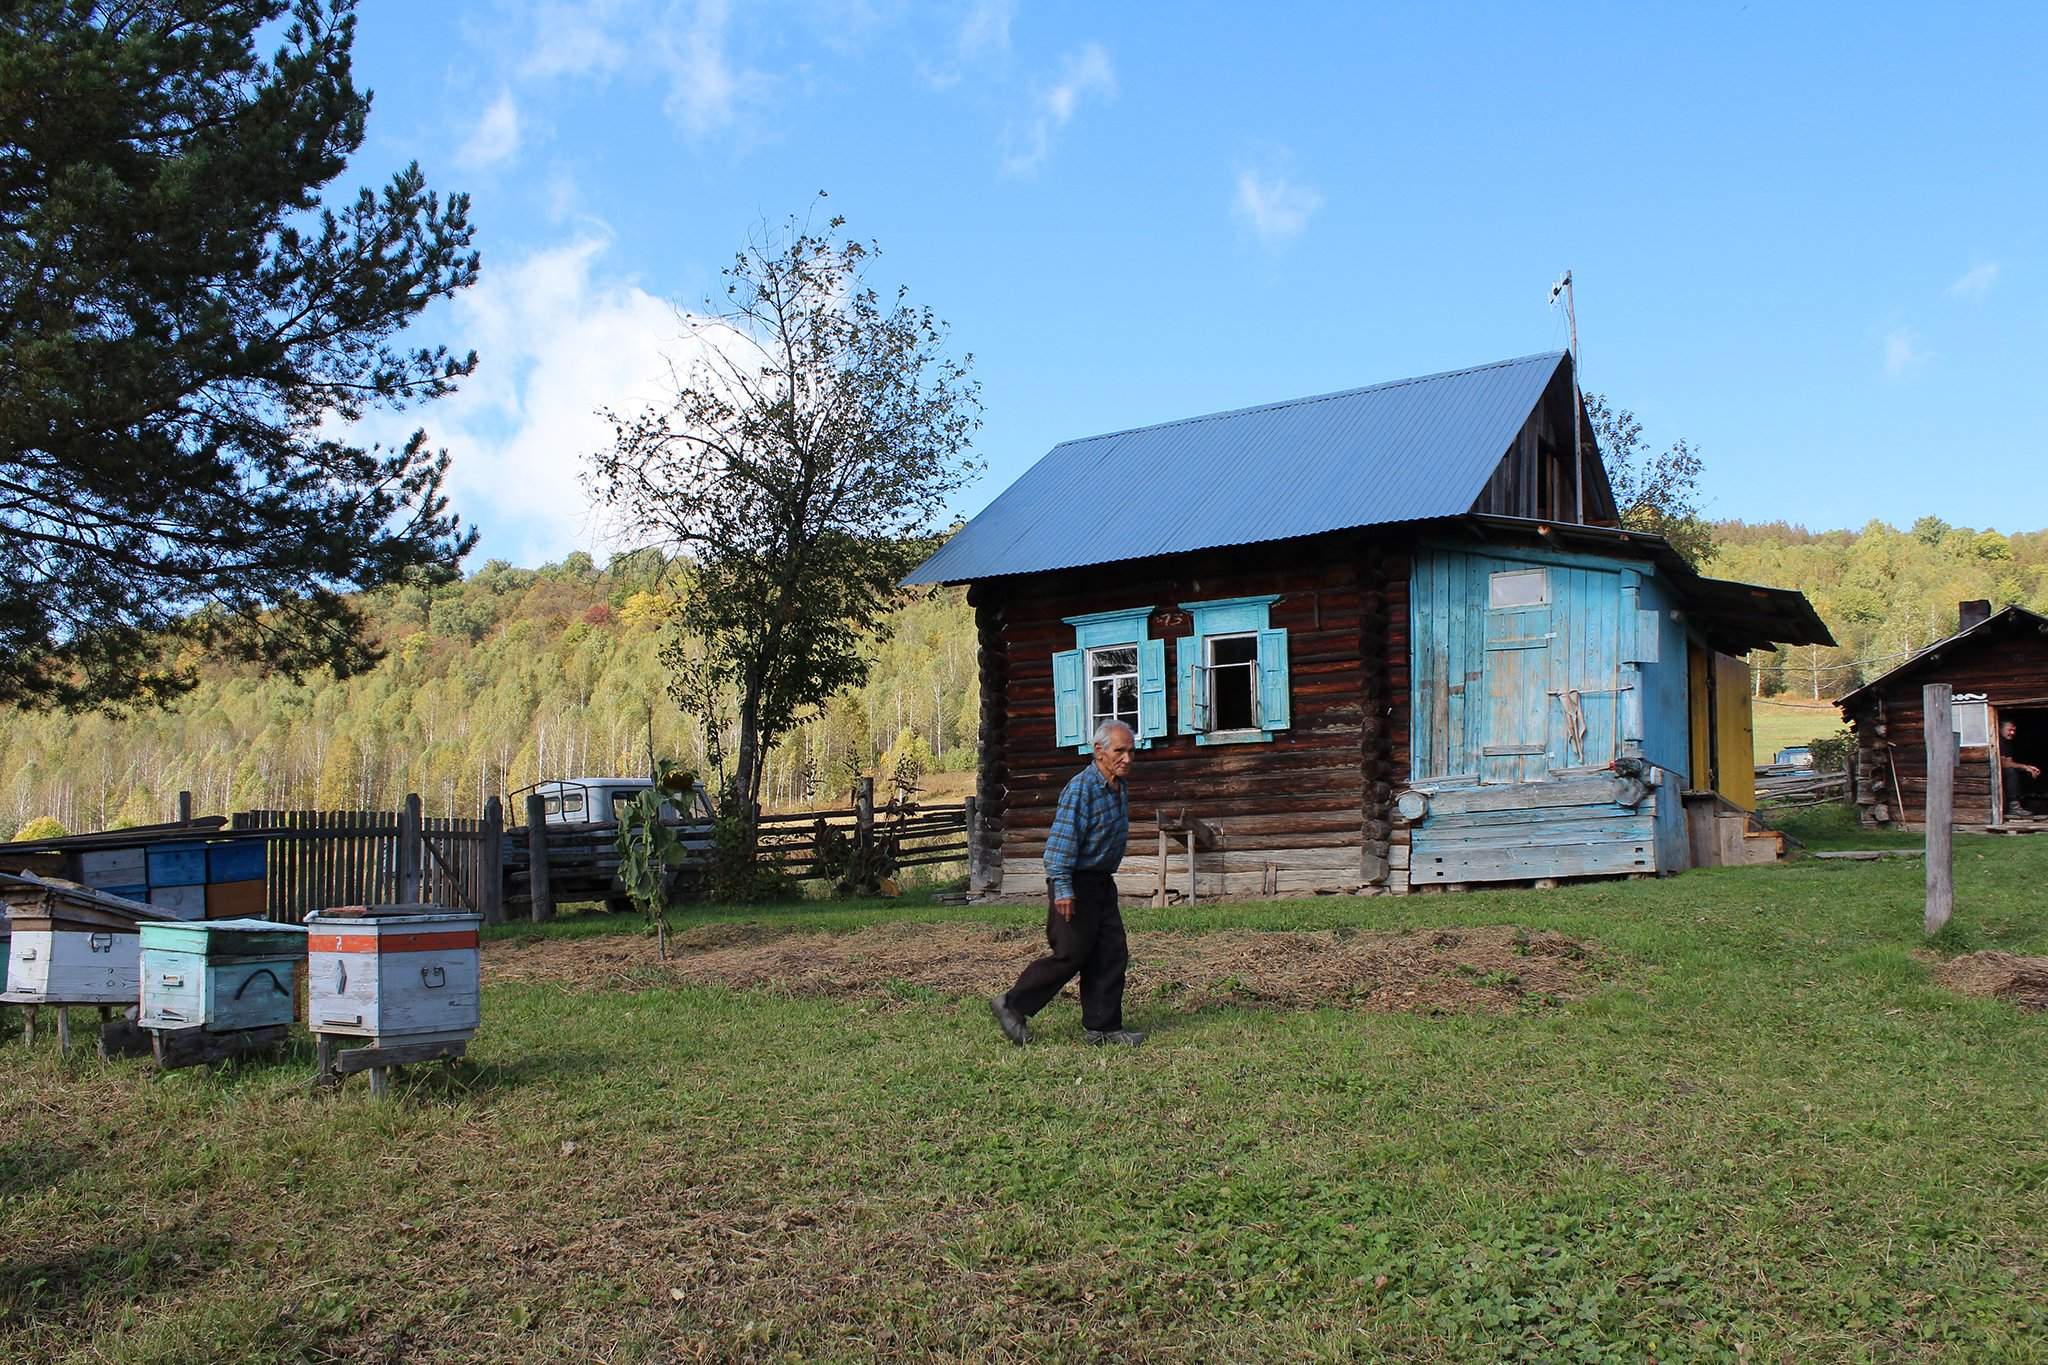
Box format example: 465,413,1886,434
1753,696,1846,765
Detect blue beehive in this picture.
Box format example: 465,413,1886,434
138,918,308,1033
205,840,266,884
145,841,208,888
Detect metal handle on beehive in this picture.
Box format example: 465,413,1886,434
233,968,289,1000
89,933,113,953
420,965,446,989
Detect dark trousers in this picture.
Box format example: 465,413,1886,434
1004,870,1127,1031
2004,766,2033,814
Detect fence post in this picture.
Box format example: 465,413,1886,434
856,776,874,855
398,793,423,903
525,793,554,923
1924,683,1954,935
177,790,193,826
964,795,982,891
480,796,505,925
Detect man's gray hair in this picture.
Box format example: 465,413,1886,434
1091,718,1135,748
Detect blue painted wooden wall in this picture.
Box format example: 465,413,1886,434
1407,544,1696,884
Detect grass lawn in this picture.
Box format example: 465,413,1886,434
4,838,2046,1362
1752,697,1849,767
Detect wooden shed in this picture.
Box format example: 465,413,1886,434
1837,602,2048,830
907,352,1833,898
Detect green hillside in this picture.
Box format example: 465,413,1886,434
3,517,2043,837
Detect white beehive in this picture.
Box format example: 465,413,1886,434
1,883,156,1006
304,905,481,1045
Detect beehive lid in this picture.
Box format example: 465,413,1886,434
140,918,308,959
305,905,480,930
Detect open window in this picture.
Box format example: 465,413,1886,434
1177,596,1290,744
1052,607,1167,752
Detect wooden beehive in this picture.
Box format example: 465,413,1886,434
305,905,481,1045
1,875,163,1007
138,918,308,1033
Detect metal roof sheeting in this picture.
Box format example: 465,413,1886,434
905,351,1570,585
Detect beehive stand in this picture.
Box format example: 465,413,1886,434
312,1033,467,1097
305,904,480,1097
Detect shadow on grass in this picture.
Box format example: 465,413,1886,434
0,1229,230,1327
0,1140,84,1201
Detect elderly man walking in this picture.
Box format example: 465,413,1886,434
990,719,1146,1047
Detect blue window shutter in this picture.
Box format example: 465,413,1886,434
1052,650,1083,747
1257,628,1291,731
1137,638,1167,743
1176,637,1201,734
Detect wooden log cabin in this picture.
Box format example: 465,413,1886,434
906,352,1832,898
1837,602,2048,830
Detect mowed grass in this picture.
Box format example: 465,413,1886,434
3,840,2046,1363
1753,697,1847,766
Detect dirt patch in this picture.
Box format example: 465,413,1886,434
1931,951,2048,1010
484,921,1602,1014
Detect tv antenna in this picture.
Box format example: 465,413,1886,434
1549,270,1583,524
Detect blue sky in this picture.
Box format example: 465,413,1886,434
343,1,2048,567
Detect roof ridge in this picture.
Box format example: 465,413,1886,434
1045,351,1567,451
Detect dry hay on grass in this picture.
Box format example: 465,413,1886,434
485,920,1600,1014
1931,951,2048,1010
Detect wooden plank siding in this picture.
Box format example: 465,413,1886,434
1844,611,2048,829
981,533,1389,899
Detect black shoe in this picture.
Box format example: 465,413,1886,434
989,995,1029,1046
1084,1028,1147,1047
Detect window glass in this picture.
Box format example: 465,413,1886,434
1207,633,1259,731
1489,568,1548,609
1955,696,1990,746
1088,645,1140,735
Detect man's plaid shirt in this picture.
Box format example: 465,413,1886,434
1043,762,1129,900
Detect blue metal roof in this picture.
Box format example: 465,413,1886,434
906,351,1570,584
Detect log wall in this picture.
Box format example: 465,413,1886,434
980,532,1402,899
1845,611,2048,829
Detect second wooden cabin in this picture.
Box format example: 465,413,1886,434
1837,602,2048,830
907,352,1832,898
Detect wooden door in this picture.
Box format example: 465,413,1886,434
1480,602,1553,784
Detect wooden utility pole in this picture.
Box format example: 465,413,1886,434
1924,683,1954,935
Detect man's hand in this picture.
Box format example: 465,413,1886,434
1054,897,1074,921
2028,764,2042,779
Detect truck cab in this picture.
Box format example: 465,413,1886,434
527,777,714,827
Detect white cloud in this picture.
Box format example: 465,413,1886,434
388,236,698,566
1883,328,1926,379
507,0,766,140
1947,261,2000,298
518,0,633,79
957,0,1014,62
1233,167,1323,246
924,0,1012,89
458,90,522,168
1002,42,1115,176
657,0,755,136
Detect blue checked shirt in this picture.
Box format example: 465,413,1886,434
1043,763,1129,901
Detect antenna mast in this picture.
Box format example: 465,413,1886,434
1550,270,1582,524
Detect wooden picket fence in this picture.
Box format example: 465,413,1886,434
229,796,503,924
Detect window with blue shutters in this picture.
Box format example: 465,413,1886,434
1054,607,1167,752
1176,596,1290,744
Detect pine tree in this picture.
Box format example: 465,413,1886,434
0,1,479,710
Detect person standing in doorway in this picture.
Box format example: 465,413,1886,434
2001,717,2041,816
989,719,1146,1047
